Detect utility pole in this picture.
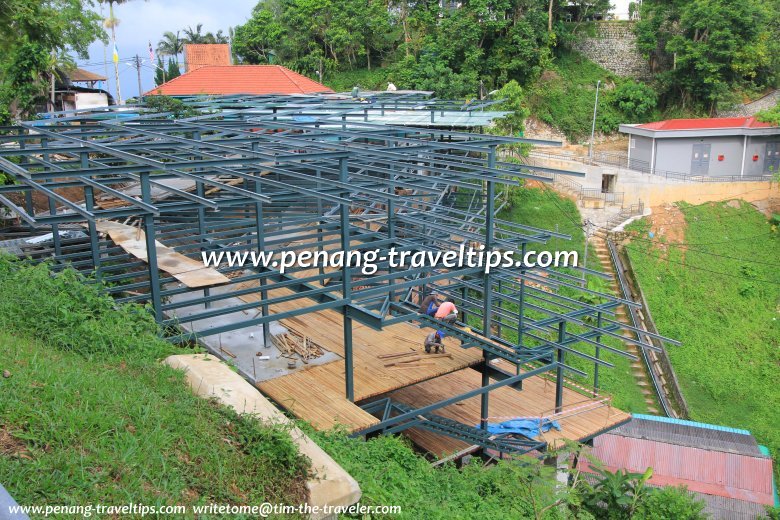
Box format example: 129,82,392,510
133,55,143,103
589,80,601,163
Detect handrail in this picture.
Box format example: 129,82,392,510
529,148,775,183
606,238,673,416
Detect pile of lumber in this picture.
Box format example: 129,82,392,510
378,350,452,369
270,327,325,363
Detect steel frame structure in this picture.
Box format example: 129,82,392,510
0,93,676,455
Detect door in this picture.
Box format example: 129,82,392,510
691,143,711,176
765,142,780,174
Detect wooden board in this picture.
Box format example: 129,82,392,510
387,367,631,458
232,279,483,431
94,220,230,288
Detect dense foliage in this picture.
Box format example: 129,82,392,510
756,101,780,126
232,0,600,98
0,257,309,507
311,429,705,519
0,0,105,121
636,0,780,113
624,201,780,475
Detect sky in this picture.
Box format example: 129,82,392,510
78,0,257,101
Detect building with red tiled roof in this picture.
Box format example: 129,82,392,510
145,65,333,97
580,415,778,519
183,44,231,72
619,117,779,177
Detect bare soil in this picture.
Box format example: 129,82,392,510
0,424,31,459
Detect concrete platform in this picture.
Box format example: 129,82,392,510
166,284,341,383
165,353,362,519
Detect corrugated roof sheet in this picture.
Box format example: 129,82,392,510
183,44,231,72
583,434,775,506
145,66,333,96
69,68,106,83
637,117,774,131
613,417,763,457
632,414,752,435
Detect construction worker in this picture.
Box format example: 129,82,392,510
424,330,446,354
434,297,458,325
419,293,441,317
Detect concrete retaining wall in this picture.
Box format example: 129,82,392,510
164,354,361,519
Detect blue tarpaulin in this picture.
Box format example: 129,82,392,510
481,418,561,439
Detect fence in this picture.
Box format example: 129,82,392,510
605,202,644,230
529,149,775,183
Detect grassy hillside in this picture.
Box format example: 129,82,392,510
0,259,309,508
624,201,780,464
497,186,650,413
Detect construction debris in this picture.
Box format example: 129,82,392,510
384,353,452,367
270,327,325,364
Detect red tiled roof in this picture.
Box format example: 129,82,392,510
637,117,773,131
145,65,333,96
184,44,231,72
580,433,775,506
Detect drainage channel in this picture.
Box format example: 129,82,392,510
591,232,665,415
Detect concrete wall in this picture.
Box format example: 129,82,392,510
629,135,653,166
164,354,362,519
654,136,745,177
617,178,779,207
569,21,652,79
744,136,780,176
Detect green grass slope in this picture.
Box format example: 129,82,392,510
498,186,650,413
0,258,309,509
625,201,780,463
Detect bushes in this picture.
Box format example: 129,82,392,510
0,257,173,360
528,52,660,141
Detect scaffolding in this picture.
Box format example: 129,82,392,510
0,92,676,458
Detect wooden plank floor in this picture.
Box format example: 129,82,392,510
236,280,484,431
228,260,629,450
387,367,631,458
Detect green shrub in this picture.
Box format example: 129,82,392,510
0,257,174,360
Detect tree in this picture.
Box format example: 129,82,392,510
756,101,780,126
0,0,105,119
183,23,209,44
232,5,285,64
166,58,181,82
636,0,778,113
98,0,145,104
157,31,184,66
154,56,166,86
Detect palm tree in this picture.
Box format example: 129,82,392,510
182,24,208,44
213,30,229,44
157,31,184,66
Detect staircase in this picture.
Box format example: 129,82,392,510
592,231,660,414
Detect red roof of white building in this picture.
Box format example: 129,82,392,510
637,117,773,131
145,65,333,97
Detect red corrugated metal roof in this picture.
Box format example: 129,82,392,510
580,434,775,506
637,117,773,131
145,65,333,96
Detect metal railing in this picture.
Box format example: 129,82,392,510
606,239,674,417
606,202,644,230
530,148,776,183
608,239,691,418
